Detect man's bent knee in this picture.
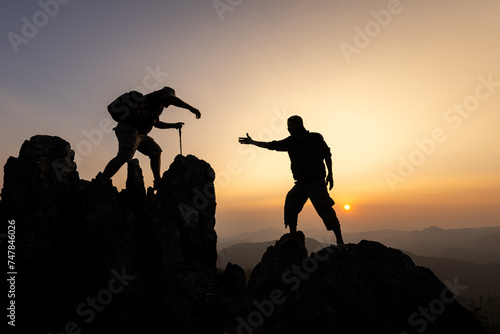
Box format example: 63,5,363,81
117,151,135,162
149,150,161,158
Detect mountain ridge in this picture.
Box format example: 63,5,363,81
220,225,500,262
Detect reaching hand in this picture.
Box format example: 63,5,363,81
191,108,201,119
174,122,184,129
326,174,334,190
238,133,253,145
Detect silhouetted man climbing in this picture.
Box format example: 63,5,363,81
98,86,201,188
239,115,345,246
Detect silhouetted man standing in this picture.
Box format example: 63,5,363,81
239,115,344,246
98,86,201,188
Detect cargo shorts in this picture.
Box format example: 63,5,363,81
284,178,340,231
114,123,162,161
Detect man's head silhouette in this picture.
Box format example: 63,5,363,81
287,115,306,136
161,86,176,96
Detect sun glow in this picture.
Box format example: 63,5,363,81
344,204,351,211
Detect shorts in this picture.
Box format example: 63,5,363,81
284,178,339,231
114,123,162,161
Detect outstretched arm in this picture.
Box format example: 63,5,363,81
161,94,201,119
239,133,270,149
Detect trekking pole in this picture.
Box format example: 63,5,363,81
178,127,183,155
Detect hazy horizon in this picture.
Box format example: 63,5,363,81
217,223,500,241
1,0,499,237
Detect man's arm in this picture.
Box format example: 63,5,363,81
239,133,270,149
154,121,184,129
161,94,201,119
325,155,334,190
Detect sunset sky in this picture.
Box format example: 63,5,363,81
1,0,499,238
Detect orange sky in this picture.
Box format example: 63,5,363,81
1,0,499,238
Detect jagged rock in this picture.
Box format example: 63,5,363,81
153,264,221,332
238,238,487,334
220,262,247,295
248,231,308,294
1,135,84,333
1,135,79,262
160,154,218,270
0,135,221,334
122,158,146,205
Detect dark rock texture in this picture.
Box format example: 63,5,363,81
1,135,220,334
1,135,488,334
248,231,308,294
241,236,486,334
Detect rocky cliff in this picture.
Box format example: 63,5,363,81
1,135,219,334
1,135,488,334
244,233,486,334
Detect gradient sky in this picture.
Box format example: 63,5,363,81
1,0,499,238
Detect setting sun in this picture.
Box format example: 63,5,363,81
344,204,351,211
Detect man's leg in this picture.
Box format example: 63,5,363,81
325,211,344,246
150,152,161,182
308,181,344,246
137,135,163,188
284,183,308,236
102,155,129,180
100,125,138,182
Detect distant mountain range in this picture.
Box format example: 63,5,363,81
217,226,500,306
219,225,500,264
406,252,500,300
218,237,325,269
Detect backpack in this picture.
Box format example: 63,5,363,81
107,91,146,125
